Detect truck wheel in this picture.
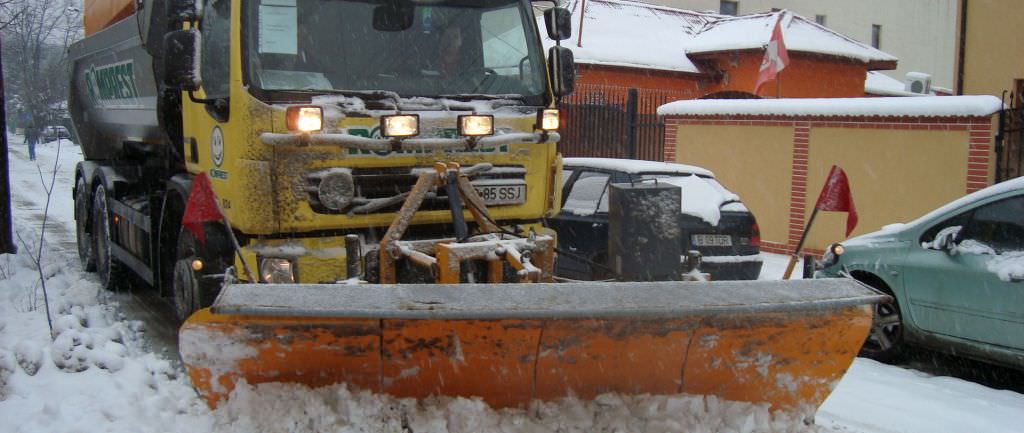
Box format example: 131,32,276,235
172,228,227,321
92,185,123,290
75,177,96,271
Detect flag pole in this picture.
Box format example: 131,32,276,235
782,206,819,280
776,70,781,98
576,0,587,47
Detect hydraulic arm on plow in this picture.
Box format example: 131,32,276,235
379,162,554,285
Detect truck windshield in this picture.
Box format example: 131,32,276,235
245,0,547,103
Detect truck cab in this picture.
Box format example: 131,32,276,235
69,0,574,319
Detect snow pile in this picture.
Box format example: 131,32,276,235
817,358,1024,433
214,382,822,433
658,95,1004,117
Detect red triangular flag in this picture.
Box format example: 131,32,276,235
754,12,790,95
182,173,223,244
815,165,858,237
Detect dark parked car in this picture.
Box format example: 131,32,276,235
548,158,763,280
816,177,1024,369
41,125,71,141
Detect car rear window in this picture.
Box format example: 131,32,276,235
563,172,609,216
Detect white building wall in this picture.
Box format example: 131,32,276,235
646,0,957,90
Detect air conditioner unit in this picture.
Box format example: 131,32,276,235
904,72,933,94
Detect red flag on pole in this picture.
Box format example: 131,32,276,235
182,172,223,244
754,12,790,95
815,165,858,237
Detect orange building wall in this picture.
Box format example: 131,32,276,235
698,52,871,98
574,52,873,100
574,64,707,96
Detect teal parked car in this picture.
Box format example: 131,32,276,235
816,177,1024,369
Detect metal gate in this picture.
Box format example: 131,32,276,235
996,102,1024,183
559,84,689,161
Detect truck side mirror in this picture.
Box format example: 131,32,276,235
166,0,202,25
548,46,575,97
373,1,414,32
544,7,572,41
164,29,202,91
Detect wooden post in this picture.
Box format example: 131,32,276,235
782,206,819,279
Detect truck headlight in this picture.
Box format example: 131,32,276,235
286,106,323,132
458,115,494,136
538,108,559,131
381,114,419,137
260,257,295,284
318,170,355,211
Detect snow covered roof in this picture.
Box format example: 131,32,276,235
686,12,898,68
657,95,1004,117
542,1,897,73
865,71,922,97
564,157,714,177
542,0,711,73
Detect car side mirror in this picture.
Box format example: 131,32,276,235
548,46,575,97
373,1,415,32
164,29,202,91
544,7,572,41
929,227,962,252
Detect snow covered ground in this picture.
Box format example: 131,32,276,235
1,137,1023,432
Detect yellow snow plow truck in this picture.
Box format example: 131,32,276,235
69,0,885,412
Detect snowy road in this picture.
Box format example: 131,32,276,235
2,137,1023,432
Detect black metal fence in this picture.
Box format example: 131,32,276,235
997,102,1024,182
559,84,689,161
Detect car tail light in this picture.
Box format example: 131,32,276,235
751,221,761,248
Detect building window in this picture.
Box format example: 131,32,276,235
815,15,826,26
720,0,738,16
871,24,882,49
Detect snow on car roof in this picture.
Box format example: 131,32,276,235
905,176,1024,229
564,157,715,177
658,95,1003,117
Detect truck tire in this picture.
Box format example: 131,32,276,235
172,227,229,321
75,177,97,271
92,185,124,290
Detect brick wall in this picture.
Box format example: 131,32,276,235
663,114,996,256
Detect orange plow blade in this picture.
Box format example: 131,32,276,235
179,279,886,411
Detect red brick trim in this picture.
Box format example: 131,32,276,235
787,125,812,254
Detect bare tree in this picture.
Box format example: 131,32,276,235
2,0,81,131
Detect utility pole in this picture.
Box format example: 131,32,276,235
0,36,16,254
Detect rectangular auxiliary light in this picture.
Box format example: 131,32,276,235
539,108,559,131
286,106,323,132
458,115,494,137
381,114,419,138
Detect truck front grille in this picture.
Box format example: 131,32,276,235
304,165,527,215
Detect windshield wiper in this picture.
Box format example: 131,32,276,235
438,93,526,102
292,88,401,102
